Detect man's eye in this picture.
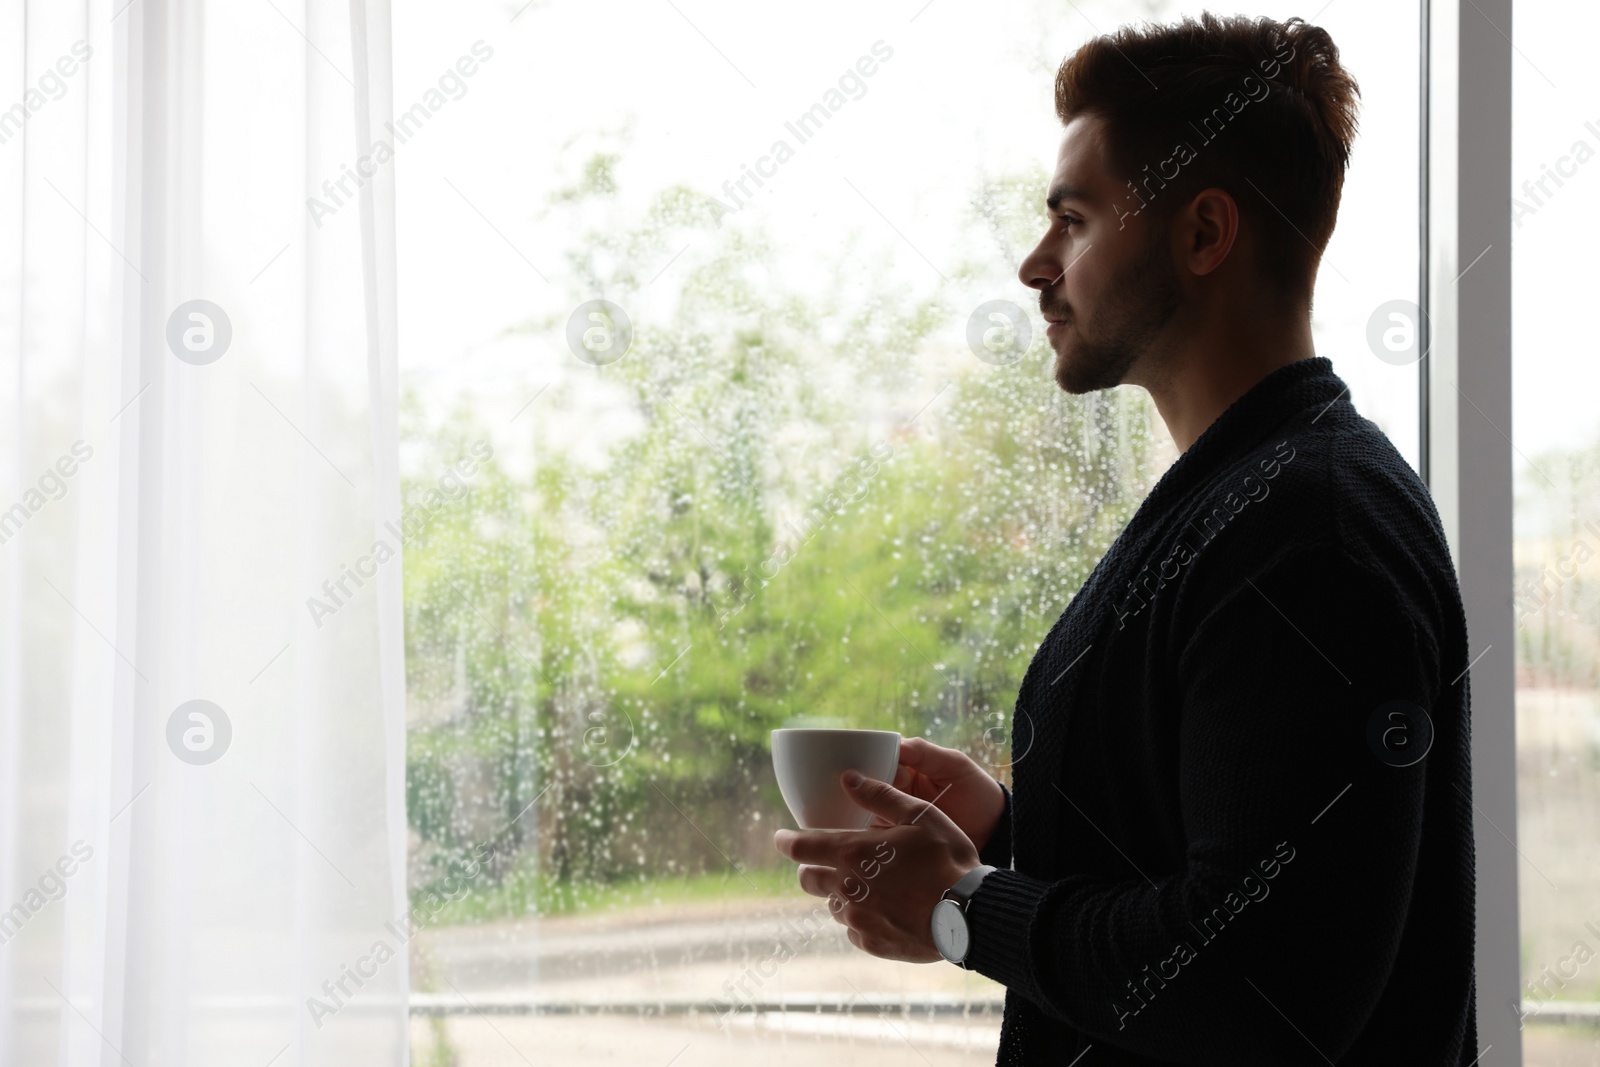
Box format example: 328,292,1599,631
1058,215,1082,230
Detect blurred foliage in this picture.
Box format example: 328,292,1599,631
425,862,803,927
401,148,1160,913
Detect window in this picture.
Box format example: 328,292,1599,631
393,1,1423,1060
1511,0,1600,1059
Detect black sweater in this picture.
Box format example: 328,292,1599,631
967,357,1478,1065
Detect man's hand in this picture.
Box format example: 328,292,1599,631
867,737,1005,852
773,769,981,963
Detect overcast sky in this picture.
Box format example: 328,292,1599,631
388,0,1592,480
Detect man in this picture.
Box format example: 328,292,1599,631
774,12,1478,1065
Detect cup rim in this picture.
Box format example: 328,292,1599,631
770,728,901,738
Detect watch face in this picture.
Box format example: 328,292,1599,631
930,898,970,962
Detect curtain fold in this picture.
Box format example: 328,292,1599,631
0,1,408,1063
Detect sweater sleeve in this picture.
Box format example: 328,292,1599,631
977,780,1013,869
960,546,1442,1064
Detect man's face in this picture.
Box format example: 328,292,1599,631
1018,113,1183,393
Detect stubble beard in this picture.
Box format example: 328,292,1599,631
1052,227,1183,394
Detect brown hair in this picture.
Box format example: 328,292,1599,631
1055,13,1360,299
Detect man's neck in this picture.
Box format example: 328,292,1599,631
1136,314,1317,452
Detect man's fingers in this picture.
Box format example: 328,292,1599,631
898,735,937,768
899,736,970,781
774,828,851,865
893,763,941,803
795,863,835,899
841,770,951,827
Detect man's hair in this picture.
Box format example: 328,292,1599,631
1055,13,1360,299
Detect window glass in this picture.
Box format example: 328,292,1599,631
1511,0,1600,1060
394,2,1421,1059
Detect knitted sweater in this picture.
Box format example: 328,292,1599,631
967,357,1478,1065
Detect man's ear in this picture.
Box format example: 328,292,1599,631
1183,187,1239,277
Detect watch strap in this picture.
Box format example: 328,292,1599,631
943,864,997,907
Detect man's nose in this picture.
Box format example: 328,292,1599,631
1018,242,1057,291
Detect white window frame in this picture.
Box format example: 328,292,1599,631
1422,0,1522,1059
402,6,1531,1053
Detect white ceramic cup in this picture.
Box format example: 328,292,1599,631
771,728,901,830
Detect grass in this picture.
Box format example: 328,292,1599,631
413,1017,458,1067
417,861,805,926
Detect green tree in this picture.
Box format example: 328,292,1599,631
401,148,1160,915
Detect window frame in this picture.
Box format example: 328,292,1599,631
400,5,1529,1055
1421,0,1522,1060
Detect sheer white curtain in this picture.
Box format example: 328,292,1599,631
0,1,408,1063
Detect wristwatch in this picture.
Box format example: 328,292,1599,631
930,864,997,967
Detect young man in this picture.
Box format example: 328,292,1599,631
774,13,1478,1065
